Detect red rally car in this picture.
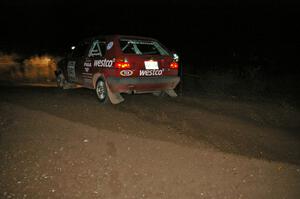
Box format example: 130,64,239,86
55,35,180,104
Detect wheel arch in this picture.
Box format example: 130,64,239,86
92,73,106,89
92,72,124,104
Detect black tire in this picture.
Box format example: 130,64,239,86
56,72,65,88
95,78,109,104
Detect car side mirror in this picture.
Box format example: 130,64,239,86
171,51,179,62
66,46,76,58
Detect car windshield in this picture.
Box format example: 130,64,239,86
119,39,169,56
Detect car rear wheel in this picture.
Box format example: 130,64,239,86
96,79,108,103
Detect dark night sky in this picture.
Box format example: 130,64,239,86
0,0,299,72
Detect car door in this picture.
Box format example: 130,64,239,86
66,42,89,84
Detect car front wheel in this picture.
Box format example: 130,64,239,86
56,72,65,88
96,79,108,103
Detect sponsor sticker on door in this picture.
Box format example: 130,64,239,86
67,61,76,81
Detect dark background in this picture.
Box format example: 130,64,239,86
0,0,299,75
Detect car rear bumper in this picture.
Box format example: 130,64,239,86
106,76,180,93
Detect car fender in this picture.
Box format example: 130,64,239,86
92,72,105,89
93,72,124,104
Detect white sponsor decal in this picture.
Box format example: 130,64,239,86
82,73,92,76
144,60,159,69
94,59,115,68
139,69,163,76
85,67,90,72
67,61,76,81
84,62,92,67
88,41,102,57
120,70,133,77
107,41,113,50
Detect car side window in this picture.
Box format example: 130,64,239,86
72,43,89,57
88,40,106,58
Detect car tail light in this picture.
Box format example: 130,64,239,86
115,62,131,69
114,58,131,69
170,62,179,69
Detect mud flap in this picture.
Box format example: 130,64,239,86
152,91,162,96
106,82,124,104
164,89,178,97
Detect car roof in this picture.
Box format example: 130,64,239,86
81,35,158,43
116,35,157,41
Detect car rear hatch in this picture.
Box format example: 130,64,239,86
117,38,176,77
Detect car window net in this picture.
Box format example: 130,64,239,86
119,39,169,55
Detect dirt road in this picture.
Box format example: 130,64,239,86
1,84,300,198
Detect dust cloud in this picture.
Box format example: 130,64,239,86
0,52,61,82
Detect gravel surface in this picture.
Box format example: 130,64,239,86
0,84,300,198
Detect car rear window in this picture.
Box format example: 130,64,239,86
119,39,169,56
